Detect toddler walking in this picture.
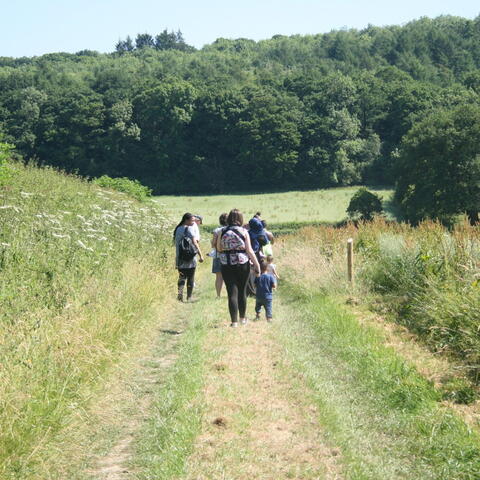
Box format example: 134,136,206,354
254,261,277,322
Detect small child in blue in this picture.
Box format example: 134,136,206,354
254,261,277,322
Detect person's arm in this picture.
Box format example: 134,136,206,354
193,238,204,262
272,265,280,279
266,230,274,244
211,231,218,248
244,232,260,275
216,231,223,252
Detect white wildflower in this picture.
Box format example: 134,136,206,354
77,239,94,252
0,205,23,212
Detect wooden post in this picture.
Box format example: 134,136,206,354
347,238,354,285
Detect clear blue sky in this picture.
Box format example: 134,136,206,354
1,0,479,58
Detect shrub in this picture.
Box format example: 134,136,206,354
93,175,152,201
347,187,383,220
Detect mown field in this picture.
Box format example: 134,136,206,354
155,186,395,228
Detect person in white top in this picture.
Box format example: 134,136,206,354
211,213,228,297
190,214,202,241
266,255,280,280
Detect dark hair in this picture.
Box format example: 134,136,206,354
260,260,268,272
227,209,244,227
173,212,194,242
255,211,261,217
219,212,228,226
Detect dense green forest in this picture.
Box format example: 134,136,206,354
1,16,480,221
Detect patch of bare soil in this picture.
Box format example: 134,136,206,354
184,314,343,480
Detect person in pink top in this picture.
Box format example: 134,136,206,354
216,209,260,327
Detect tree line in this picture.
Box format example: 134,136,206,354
0,16,479,222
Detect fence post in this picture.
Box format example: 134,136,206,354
347,238,354,285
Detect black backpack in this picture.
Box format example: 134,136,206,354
178,229,197,261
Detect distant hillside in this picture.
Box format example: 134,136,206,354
1,16,479,219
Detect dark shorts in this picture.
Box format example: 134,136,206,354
212,257,222,274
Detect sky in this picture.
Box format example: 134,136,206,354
1,0,479,58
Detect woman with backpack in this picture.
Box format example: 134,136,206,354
216,209,260,327
173,212,204,302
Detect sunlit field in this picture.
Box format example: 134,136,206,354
155,187,394,227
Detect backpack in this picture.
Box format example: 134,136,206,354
178,228,197,261
220,226,246,251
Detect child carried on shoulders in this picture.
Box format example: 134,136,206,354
265,255,280,280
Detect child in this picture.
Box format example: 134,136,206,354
254,261,277,322
266,255,280,280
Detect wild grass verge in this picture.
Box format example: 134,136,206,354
277,219,480,392
0,162,173,478
277,281,480,479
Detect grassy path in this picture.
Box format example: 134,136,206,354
85,265,480,480
183,296,342,480
79,291,190,480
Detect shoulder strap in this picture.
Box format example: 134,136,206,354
221,226,246,242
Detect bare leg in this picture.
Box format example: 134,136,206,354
215,272,223,297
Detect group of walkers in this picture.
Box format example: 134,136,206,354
173,209,279,327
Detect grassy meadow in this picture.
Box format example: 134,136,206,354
155,186,394,228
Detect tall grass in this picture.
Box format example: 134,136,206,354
0,162,173,478
278,218,480,387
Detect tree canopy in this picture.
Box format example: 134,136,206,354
396,105,480,223
0,17,479,222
